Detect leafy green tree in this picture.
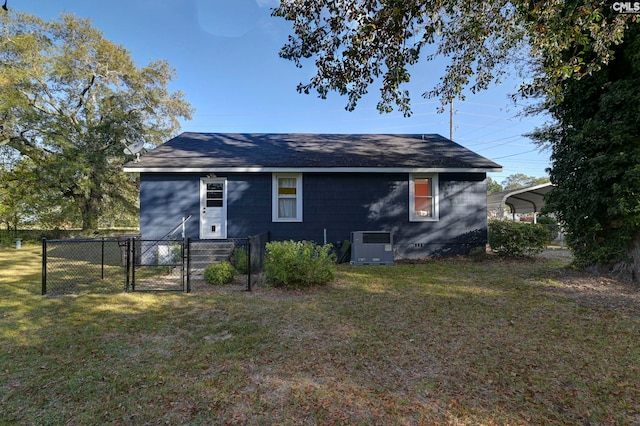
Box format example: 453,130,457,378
273,1,631,114
0,155,79,234
501,174,549,190
273,1,639,281
0,167,22,237
531,24,640,280
0,12,193,233
486,177,503,194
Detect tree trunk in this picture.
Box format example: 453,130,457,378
612,236,640,284
77,193,101,235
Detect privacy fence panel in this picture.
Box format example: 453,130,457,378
42,238,127,295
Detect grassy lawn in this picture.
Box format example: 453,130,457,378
1,245,639,424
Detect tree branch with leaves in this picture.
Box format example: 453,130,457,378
0,11,193,233
273,0,632,115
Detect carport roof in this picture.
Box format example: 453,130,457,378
487,183,554,214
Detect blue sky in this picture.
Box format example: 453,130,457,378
15,0,551,184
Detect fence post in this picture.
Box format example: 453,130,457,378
125,238,130,292
130,238,136,292
41,238,47,295
246,236,252,292
101,237,105,280
186,238,191,293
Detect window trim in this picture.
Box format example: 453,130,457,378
409,174,439,222
272,173,303,222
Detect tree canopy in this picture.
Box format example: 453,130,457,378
486,174,549,194
531,23,640,280
501,173,549,191
273,0,633,115
486,177,504,195
274,1,639,280
0,11,193,232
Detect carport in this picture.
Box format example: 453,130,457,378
487,183,554,223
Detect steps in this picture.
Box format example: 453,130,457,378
188,241,236,277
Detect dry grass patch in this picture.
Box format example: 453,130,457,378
1,246,639,424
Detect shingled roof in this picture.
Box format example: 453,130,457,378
123,132,502,173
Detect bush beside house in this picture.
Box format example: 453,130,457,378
204,262,236,285
264,240,336,288
488,220,551,257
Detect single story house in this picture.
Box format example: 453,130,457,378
123,133,502,259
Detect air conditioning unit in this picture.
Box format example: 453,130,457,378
350,231,394,265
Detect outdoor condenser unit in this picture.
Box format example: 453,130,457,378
350,231,394,265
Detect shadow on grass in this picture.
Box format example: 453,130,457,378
1,246,639,424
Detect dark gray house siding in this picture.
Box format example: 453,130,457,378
128,133,501,259
140,171,489,257
140,174,200,239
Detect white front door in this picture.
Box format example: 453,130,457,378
200,178,227,239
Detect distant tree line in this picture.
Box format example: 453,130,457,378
487,174,550,195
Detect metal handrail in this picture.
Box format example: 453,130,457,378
161,214,193,240
138,215,193,259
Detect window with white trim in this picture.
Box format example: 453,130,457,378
272,173,303,222
409,174,439,221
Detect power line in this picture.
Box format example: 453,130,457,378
492,148,540,159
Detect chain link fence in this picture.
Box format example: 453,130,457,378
42,232,271,295
130,239,186,292
42,238,128,295
42,238,189,294
184,236,266,291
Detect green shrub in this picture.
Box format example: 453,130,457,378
231,247,248,274
0,234,14,247
488,220,552,257
468,246,487,262
537,214,560,241
264,240,336,288
203,261,236,285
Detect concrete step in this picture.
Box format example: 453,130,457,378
186,241,236,275
189,241,236,250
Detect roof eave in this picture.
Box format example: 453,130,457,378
123,166,503,174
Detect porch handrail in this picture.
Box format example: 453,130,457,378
137,214,193,260
161,214,193,240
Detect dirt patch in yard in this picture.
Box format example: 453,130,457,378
533,249,640,318
537,247,574,261
540,269,640,317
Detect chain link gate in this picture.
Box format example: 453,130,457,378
128,239,186,292
42,233,269,295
